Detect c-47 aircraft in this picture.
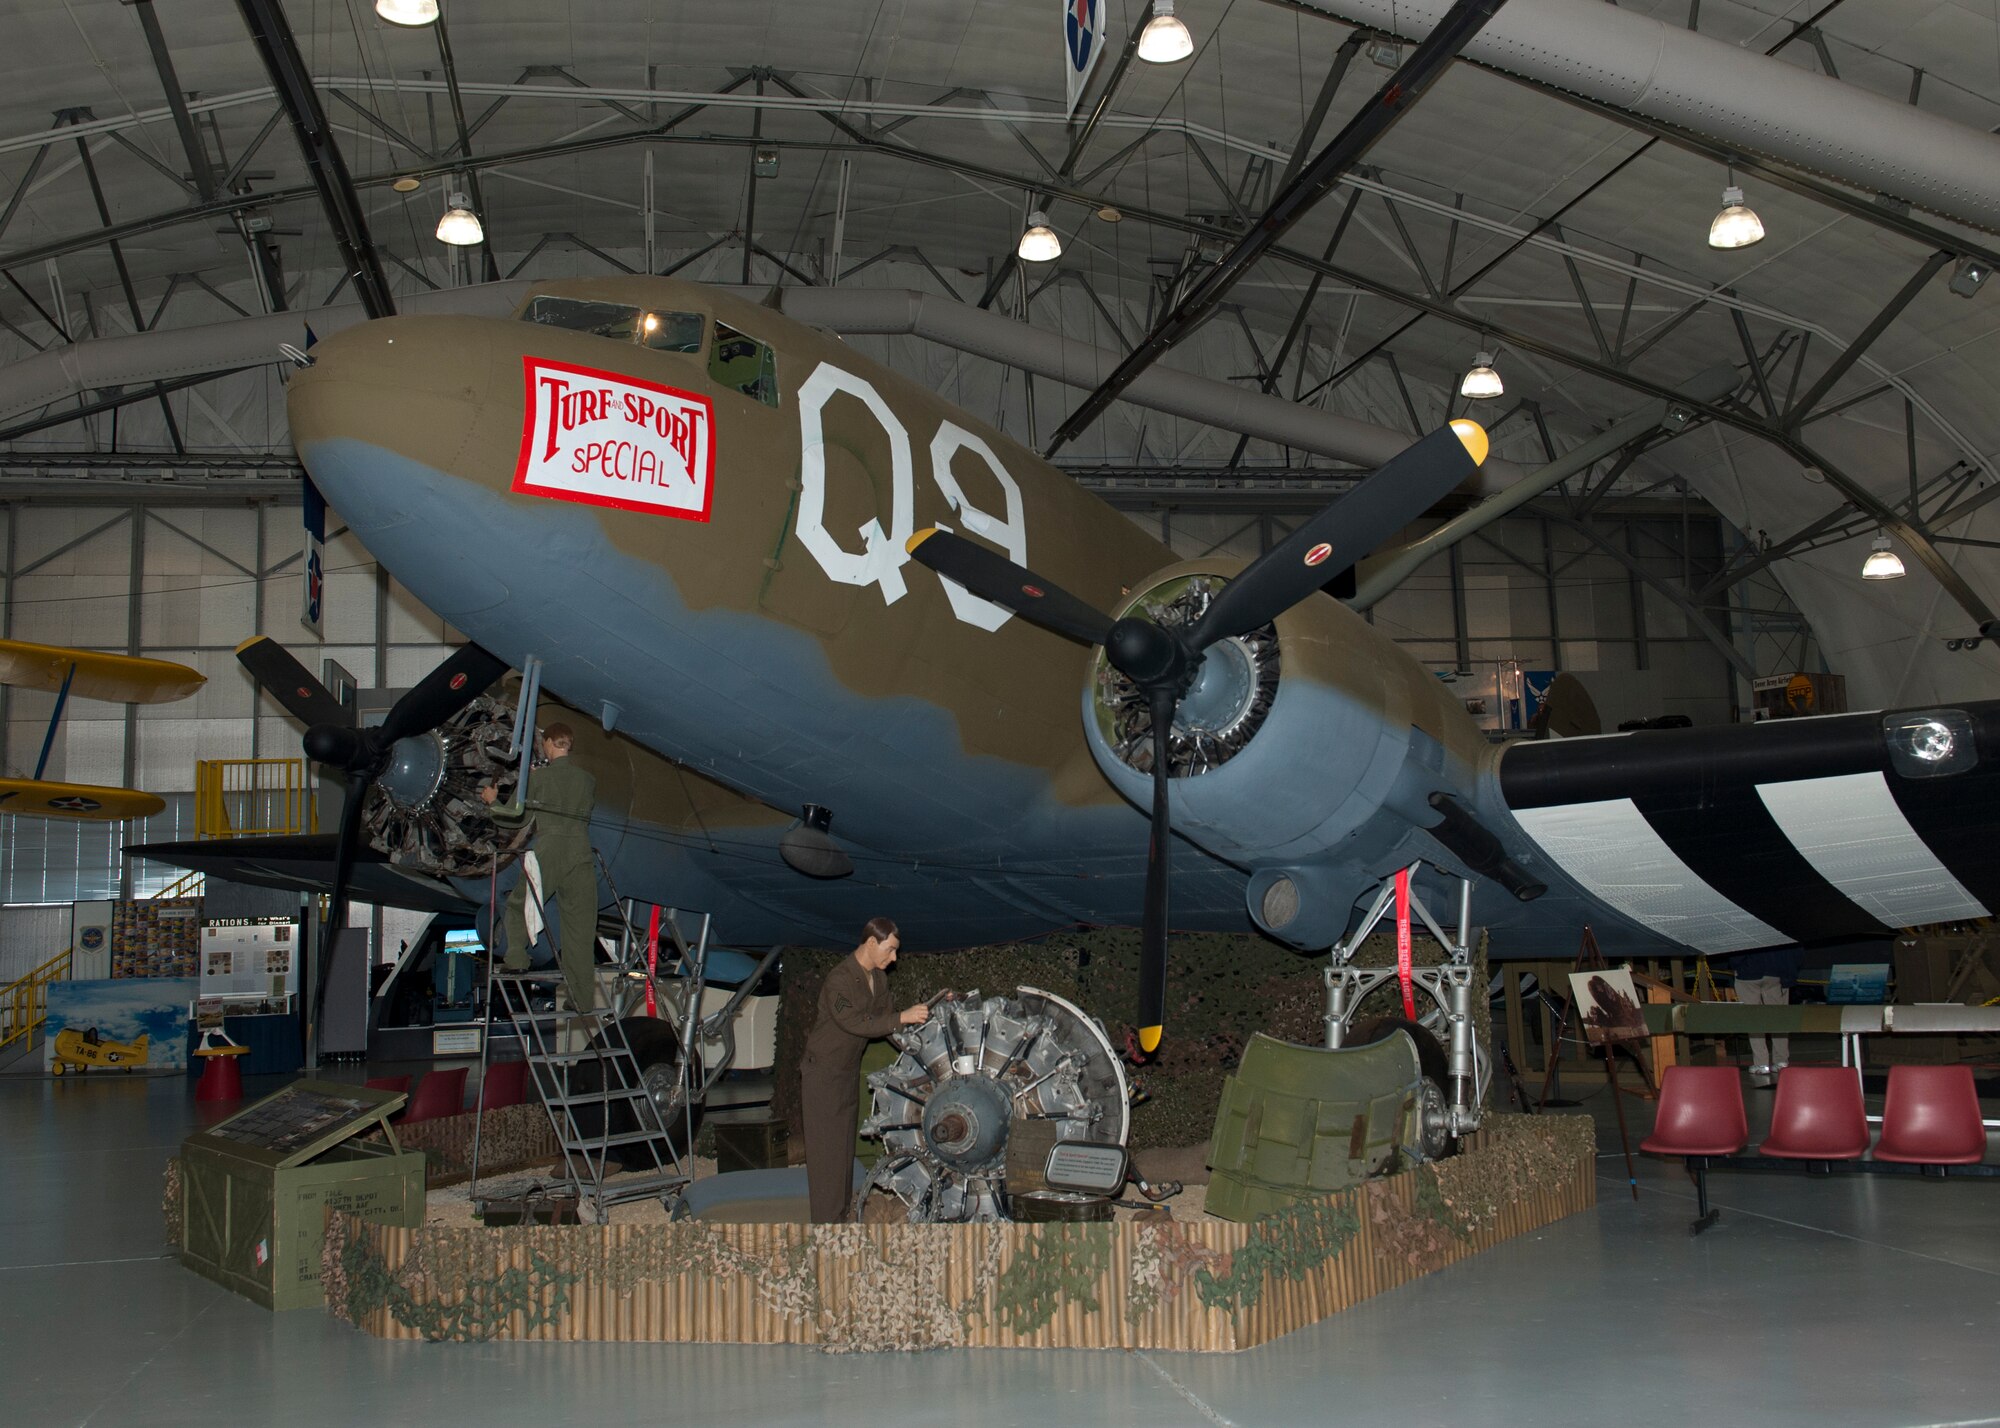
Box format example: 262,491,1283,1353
143,277,2000,1050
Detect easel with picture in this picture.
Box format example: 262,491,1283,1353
1536,925,1657,1200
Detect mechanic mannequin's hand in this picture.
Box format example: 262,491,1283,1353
899,1003,930,1025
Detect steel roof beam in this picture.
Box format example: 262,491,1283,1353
1044,0,1507,456
232,0,394,320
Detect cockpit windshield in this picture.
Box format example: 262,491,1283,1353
521,296,704,353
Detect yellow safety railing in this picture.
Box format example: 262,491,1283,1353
0,872,218,1054
195,757,316,839
1,946,73,1054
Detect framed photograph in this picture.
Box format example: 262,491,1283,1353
1569,968,1648,1045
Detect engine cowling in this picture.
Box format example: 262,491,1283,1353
1080,561,1490,945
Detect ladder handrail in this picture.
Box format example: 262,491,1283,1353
1,946,73,1052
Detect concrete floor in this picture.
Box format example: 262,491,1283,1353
4,1070,1996,1428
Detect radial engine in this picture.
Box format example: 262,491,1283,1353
858,986,1131,1223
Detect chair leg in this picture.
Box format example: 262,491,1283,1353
1688,1158,1720,1235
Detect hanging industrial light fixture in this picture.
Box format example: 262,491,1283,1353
1459,350,1503,399
1018,210,1062,262
1861,533,1906,581
375,0,438,25
1137,0,1195,63
1708,180,1766,250
435,192,483,246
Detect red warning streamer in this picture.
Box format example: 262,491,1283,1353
644,905,661,1017
1395,867,1417,1021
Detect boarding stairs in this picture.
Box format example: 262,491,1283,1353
475,854,714,1220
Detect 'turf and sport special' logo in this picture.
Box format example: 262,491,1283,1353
512,356,715,522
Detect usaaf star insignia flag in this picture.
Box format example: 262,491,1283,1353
1064,0,1104,117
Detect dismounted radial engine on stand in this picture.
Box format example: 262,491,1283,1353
858,987,1131,1224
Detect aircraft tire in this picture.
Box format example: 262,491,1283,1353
571,1016,704,1170
1347,1015,1459,1161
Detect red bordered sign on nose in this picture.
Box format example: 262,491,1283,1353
513,356,716,523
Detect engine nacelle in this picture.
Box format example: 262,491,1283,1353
1080,562,1492,936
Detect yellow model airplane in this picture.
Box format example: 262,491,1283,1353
0,638,205,821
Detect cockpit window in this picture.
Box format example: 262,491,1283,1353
709,322,780,407
522,296,705,355
522,296,642,341
641,310,704,353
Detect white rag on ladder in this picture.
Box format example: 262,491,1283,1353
520,850,546,945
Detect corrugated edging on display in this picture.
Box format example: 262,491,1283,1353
322,1113,1595,1351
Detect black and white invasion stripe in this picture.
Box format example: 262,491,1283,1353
1497,704,2000,954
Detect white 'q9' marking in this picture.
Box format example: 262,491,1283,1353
793,363,913,603
928,421,1026,632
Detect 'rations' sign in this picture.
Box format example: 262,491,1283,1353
513,356,715,522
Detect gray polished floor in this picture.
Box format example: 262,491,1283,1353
4,1070,1995,1428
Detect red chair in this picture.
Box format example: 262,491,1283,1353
402,1066,469,1124
1874,1065,1988,1169
1757,1066,1870,1166
1641,1066,1749,1233
480,1060,532,1111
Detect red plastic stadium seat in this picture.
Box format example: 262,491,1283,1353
1757,1066,1870,1161
1641,1067,1749,1157
1641,1066,1749,1234
402,1066,469,1124
481,1060,531,1110
1874,1065,1988,1167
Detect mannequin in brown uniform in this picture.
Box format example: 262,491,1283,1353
800,917,929,1223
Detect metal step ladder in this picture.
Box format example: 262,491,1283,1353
471,856,712,1219
486,969,690,1219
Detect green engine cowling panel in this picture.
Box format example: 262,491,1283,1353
1205,1031,1422,1222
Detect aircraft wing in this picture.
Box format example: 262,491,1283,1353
126,834,474,914
0,639,204,704
0,778,165,821
1494,701,2000,954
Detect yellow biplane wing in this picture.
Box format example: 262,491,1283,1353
0,778,164,821
0,639,204,704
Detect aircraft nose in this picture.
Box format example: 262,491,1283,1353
286,317,503,513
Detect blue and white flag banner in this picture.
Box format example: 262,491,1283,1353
1064,0,1105,117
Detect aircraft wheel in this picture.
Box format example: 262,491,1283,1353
569,1016,703,1170
51,1061,64,1078
1348,1015,1459,1161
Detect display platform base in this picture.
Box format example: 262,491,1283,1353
322,1115,1595,1350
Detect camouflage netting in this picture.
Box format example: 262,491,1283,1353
369,1103,561,1187
773,926,1490,1152
162,1157,182,1246
318,1114,1594,1350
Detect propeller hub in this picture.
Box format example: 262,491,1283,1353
303,723,363,769
1104,616,1186,688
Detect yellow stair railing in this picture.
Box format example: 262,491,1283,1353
195,757,316,839
1,946,73,1055
0,871,215,1055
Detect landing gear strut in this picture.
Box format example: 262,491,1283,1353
1323,862,1489,1154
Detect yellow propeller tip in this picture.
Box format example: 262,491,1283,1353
1138,1026,1162,1053
905,527,940,555
233,635,268,655
1448,418,1489,466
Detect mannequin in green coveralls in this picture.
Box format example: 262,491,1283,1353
481,722,599,1012
801,917,930,1223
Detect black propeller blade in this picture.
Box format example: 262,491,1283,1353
236,638,509,1054
904,529,1113,646
1185,422,1485,652
235,635,349,729
906,421,1489,1054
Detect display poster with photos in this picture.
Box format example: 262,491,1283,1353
199,920,300,999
